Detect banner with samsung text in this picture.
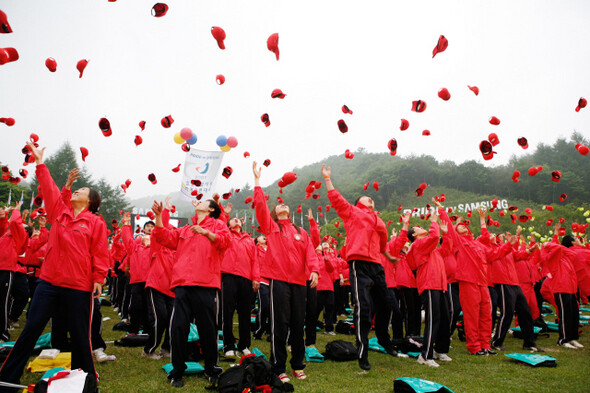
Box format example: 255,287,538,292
180,149,225,201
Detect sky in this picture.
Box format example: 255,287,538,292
1,0,589,204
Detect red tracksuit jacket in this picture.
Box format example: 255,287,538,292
253,186,318,286
316,252,335,292
146,208,175,297
328,189,388,264
541,243,578,294
35,164,109,292
406,222,448,294
122,224,151,284
153,214,231,290
383,230,408,289
0,209,27,272
221,230,260,282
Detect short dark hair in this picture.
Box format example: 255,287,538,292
562,234,574,248
143,221,155,229
88,188,101,214
354,196,362,206
207,199,222,219
407,227,416,243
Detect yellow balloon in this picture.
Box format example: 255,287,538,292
220,144,231,152
173,132,184,144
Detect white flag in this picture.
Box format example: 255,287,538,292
180,149,225,201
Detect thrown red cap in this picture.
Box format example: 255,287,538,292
161,115,174,128
267,33,279,60
517,137,528,149
528,167,539,176
45,58,57,72
296,204,302,213
544,205,553,211
216,74,225,85
438,88,451,101
139,120,146,130
211,26,226,49
317,206,322,212
243,151,250,158
344,149,355,159
492,198,498,208
363,182,369,191
467,211,473,217
263,159,271,167
575,97,587,112
19,169,28,178
373,181,379,191
488,133,500,146
335,221,340,228
342,105,353,115
281,172,297,186
181,143,190,152
559,193,567,201
125,179,132,187
388,138,398,156
422,130,431,136
400,119,409,131
76,59,88,78
397,205,402,211
489,116,500,125
191,179,201,186
151,3,168,17
571,222,580,232
432,35,448,58
468,85,479,96
134,135,143,146
411,100,427,113
223,193,232,200
222,166,233,179
439,193,446,202
0,117,15,126
338,120,348,133
98,117,112,137
419,182,427,190
244,196,253,204
148,173,157,184
261,113,270,127
524,208,532,215
0,10,12,33
0,48,19,65
479,140,495,160
558,227,566,237
558,217,566,224
415,188,424,197
577,144,589,156
551,170,561,182
499,210,506,217
172,164,181,173
147,211,155,220
80,147,88,161
271,89,286,99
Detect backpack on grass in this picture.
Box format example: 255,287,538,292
324,340,357,361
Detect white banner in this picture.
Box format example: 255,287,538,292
180,149,225,201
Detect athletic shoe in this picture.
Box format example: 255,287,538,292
204,366,223,384
170,377,184,388
292,370,307,380
358,358,371,371
278,373,290,383
523,345,545,353
326,331,336,336
472,350,487,356
224,350,236,358
417,354,439,368
142,350,162,360
387,348,408,358
559,342,577,349
8,320,19,328
113,307,120,312
485,349,498,356
241,348,251,356
121,318,129,323
433,352,452,361
492,345,507,352
160,349,171,358
569,340,584,348
93,348,109,363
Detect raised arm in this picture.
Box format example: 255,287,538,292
151,200,180,250
28,142,67,223
306,208,321,248
252,162,275,235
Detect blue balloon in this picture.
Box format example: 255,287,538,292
216,135,228,147
186,134,198,145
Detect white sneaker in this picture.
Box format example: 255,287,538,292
569,340,584,348
417,354,439,368
93,348,109,363
113,307,120,312
241,348,251,356
121,318,129,323
224,350,236,357
142,350,162,360
160,348,171,358
326,331,336,336
433,352,452,362
560,342,577,349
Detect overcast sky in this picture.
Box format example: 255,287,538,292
1,0,589,202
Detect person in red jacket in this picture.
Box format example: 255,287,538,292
0,202,27,342
220,216,259,357
0,141,109,392
152,196,231,388
252,162,318,382
322,164,397,371
314,243,336,335
406,212,451,367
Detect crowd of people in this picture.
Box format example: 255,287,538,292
0,143,588,392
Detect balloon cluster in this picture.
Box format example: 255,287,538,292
174,127,197,145
216,135,238,152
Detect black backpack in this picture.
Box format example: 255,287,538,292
324,340,357,361
217,364,255,393
335,320,355,335
215,356,294,393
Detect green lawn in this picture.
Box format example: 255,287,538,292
11,302,590,393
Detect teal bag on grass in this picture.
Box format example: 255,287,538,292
162,362,205,374
252,347,267,360
305,346,324,362
505,353,557,367
394,377,455,393
368,337,387,353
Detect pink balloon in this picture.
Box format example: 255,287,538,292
180,127,193,140
226,136,238,148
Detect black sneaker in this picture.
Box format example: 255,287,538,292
472,350,487,356
170,377,184,388
358,358,371,370
204,365,223,384
485,349,497,355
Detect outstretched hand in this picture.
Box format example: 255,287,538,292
26,141,45,165
152,201,163,216
305,208,314,221
432,197,443,209
321,163,331,179
65,169,80,190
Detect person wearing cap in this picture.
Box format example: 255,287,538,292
252,162,319,382
253,235,270,340
314,243,336,335
220,216,259,358
151,196,231,388
0,141,109,392
434,202,514,356
143,197,176,359
322,164,398,371
406,211,451,367
0,202,27,342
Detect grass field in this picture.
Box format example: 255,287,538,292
10,300,590,393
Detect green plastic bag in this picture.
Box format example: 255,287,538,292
304,346,325,362
505,353,557,367
368,337,387,353
394,377,455,393
162,362,205,374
